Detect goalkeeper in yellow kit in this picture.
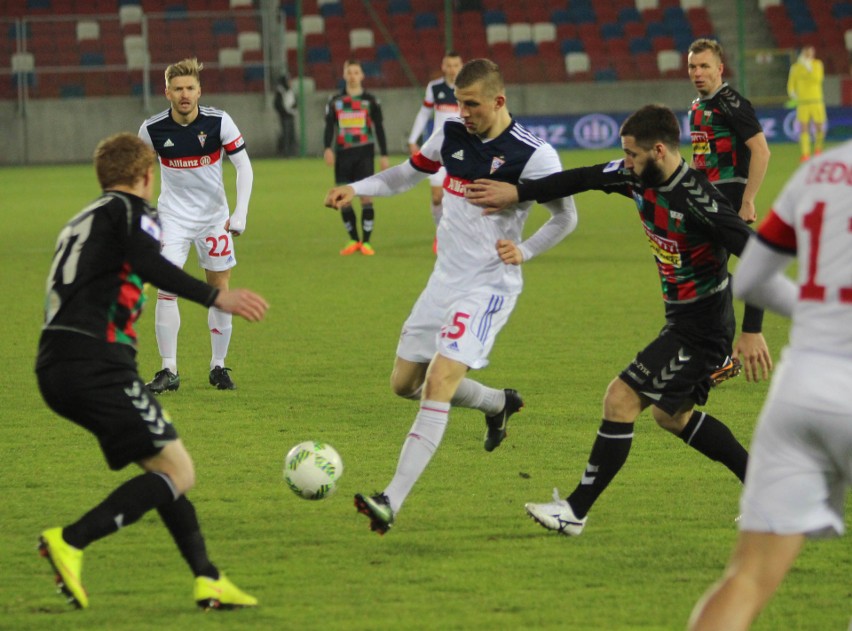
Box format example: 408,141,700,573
787,45,826,162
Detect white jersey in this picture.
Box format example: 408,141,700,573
757,140,852,357
139,106,246,230
407,78,459,145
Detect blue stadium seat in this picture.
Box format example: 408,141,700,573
618,7,641,24
212,19,236,35
320,2,344,18
601,23,623,39
594,68,617,81
414,12,438,29
646,22,669,39
567,6,596,24
306,46,332,63
513,41,538,57
80,51,105,65
244,64,264,82
483,9,506,25
376,43,398,61
551,9,571,24
361,60,381,77
628,37,652,54
388,0,411,15
27,0,50,9
560,39,585,55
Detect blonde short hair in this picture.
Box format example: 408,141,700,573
165,57,203,87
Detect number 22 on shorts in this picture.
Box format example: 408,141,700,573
205,233,232,257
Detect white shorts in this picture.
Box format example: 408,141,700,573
397,284,516,369
739,348,852,538
428,166,446,188
159,218,237,274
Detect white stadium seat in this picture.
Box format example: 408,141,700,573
508,23,533,45
657,49,681,74
564,51,591,75
349,28,374,49
485,23,509,45
532,22,556,43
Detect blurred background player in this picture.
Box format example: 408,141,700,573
36,132,267,610
787,45,826,163
139,58,254,393
323,59,389,256
273,73,298,157
687,39,770,225
689,139,852,631
406,51,463,253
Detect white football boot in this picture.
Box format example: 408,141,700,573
524,488,587,536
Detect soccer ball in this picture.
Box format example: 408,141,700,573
283,441,344,500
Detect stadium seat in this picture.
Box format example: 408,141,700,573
486,23,509,45
238,31,261,52
601,23,624,40
679,0,704,7
218,48,242,67
508,23,532,44
483,9,506,25
657,48,681,75
348,27,373,48
76,20,99,40
414,12,439,29
302,14,325,35
560,39,585,55
565,51,591,75
531,22,556,43
845,28,852,50
636,0,659,9
513,41,538,57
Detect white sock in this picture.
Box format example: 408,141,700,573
430,201,443,226
208,307,233,370
451,379,504,414
155,292,180,373
384,400,450,513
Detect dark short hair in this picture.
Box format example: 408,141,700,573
620,104,681,150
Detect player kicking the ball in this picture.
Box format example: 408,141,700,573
325,59,577,534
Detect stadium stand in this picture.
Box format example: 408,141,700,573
2,0,851,99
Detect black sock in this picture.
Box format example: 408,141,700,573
680,411,748,481
158,496,218,579
361,203,374,243
341,205,359,242
567,420,634,519
63,472,175,549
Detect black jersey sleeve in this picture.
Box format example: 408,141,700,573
681,181,764,332
517,161,633,203
323,95,338,150
369,94,388,156
127,210,219,307
718,89,763,143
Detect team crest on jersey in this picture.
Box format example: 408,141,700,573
197,131,207,147
490,156,505,174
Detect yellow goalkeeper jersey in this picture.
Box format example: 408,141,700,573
787,58,824,105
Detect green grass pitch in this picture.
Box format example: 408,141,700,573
0,144,849,630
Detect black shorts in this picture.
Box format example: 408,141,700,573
37,360,178,470
619,325,729,415
335,144,375,184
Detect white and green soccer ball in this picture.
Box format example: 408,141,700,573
283,441,343,500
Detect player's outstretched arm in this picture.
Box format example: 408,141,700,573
213,288,269,322
324,185,356,210
465,180,519,214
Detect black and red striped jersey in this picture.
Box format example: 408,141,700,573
37,191,217,368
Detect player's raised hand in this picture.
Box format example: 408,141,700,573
324,185,356,210
214,288,269,322
496,239,523,265
465,179,520,215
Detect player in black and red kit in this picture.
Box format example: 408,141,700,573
687,39,770,225
466,105,773,536
35,133,268,609
323,59,389,256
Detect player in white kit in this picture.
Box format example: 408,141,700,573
138,58,253,393
689,140,852,630
325,59,578,534
407,51,463,252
